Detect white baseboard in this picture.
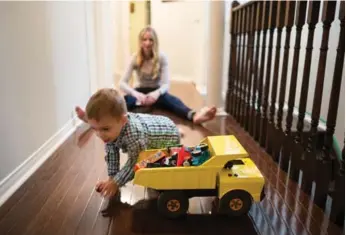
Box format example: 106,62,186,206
196,85,207,97
0,117,83,207
216,107,229,116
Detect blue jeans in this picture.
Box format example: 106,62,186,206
124,87,194,120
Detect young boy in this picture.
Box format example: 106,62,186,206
83,88,180,201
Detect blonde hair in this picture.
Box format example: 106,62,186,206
136,26,160,79
86,88,127,121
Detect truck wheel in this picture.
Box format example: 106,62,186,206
219,190,252,217
157,191,189,219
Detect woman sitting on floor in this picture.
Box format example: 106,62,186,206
76,26,216,124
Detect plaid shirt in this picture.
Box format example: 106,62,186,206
105,112,180,186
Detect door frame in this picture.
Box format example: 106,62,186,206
84,1,131,94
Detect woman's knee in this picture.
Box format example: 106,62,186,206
158,93,182,104
124,95,137,110
155,93,191,119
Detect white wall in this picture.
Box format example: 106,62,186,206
113,1,130,84
206,0,225,107
0,1,119,204
0,1,89,181
222,1,232,100
151,0,209,91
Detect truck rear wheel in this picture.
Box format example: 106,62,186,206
219,190,252,217
157,191,189,219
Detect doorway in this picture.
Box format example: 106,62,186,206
128,1,151,86
129,1,151,54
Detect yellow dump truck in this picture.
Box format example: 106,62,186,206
133,135,266,218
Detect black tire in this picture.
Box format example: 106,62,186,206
157,191,189,219
219,190,252,217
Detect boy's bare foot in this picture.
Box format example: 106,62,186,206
193,106,217,125
75,106,88,123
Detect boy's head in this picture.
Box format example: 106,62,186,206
86,88,128,143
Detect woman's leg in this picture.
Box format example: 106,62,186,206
124,94,137,110
154,93,195,120
155,93,217,124
126,87,157,108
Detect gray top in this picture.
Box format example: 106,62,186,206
119,52,170,95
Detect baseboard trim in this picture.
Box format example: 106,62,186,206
216,107,229,116
0,117,83,207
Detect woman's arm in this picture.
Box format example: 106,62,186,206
157,53,170,95
146,53,170,103
119,55,137,96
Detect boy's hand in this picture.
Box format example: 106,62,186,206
99,179,119,198
95,181,105,193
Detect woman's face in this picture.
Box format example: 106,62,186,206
141,31,154,56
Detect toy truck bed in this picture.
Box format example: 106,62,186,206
133,135,252,189
133,157,264,200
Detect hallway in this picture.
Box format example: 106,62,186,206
0,1,344,234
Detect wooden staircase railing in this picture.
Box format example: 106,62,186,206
226,0,345,228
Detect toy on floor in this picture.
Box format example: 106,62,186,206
133,135,266,219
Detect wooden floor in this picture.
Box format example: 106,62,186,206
0,112,343,235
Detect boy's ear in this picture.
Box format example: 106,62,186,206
121,113,128,125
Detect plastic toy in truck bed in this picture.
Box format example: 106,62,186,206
133,135,266,219
134,143,211,170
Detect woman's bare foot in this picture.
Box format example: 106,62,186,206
193,106,217,125
75,106,88,123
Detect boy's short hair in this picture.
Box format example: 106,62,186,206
86,88,127,121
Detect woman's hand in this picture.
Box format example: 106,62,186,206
133,91,147,105
145,90,161,106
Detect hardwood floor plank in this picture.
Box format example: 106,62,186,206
90,197,111,235
0,137,79,234
36,137,94,235
22,138,99,235
74,167,108,235
0,150,60,222
129,184,145,206
199,196,215,214
56,140,106,235
188,197,203,214
0,136,74,222
250,204,276,235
